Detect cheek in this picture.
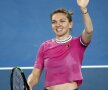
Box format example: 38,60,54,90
64,24,71,29
51,24,54,29
52,25,56,33
64,24,72,30
52,24,58,31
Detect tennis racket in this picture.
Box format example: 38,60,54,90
10,67,30,90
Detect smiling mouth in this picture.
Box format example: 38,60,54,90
56,28,63,32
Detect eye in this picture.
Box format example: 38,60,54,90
52,21,56,24
60,19,66,23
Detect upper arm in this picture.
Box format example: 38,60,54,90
34,43,45,70
32,68,42,80
81,29,93,44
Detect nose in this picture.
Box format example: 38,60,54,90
56,21,62,27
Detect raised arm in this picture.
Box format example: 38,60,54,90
27,68,42,90
77,0,93,44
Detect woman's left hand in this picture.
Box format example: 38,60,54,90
77,0,89,8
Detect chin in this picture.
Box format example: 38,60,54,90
56,34,65,37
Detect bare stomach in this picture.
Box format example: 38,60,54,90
46,82,78,90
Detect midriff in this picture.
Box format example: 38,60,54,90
46,82,78,90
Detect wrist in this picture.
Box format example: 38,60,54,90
80,8,88,14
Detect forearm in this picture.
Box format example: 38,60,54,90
80,7,93,34
27,73,39,90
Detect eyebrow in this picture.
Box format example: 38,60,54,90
52,18,67,21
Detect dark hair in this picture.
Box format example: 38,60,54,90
50,8,73,22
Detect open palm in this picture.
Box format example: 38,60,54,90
77,0,89,8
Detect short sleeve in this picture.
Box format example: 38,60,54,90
80,36,90,47
34,43,44,70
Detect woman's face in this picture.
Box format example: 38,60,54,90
51,13,73,38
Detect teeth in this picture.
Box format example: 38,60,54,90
56,29,62,32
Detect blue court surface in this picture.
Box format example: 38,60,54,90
0,0,108,90
0,67,108,90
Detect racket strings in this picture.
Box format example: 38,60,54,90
10,67,30,90
13,69,24,90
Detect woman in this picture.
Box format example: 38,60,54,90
27,0,93,90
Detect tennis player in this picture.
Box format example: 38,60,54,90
27,0,93,90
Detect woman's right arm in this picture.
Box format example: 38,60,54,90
27,68,42,90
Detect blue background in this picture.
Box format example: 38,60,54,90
0,0,108,67
0,0,108,90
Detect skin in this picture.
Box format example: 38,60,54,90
51,13,73,40
27,0,93,90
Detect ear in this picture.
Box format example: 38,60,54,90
69,21,73,29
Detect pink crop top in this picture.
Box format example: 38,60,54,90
34,36,89,87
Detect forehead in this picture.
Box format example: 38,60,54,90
52,13,68,20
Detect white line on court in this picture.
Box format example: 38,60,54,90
0,65,108,70
0,67,33,70
82,65,108,68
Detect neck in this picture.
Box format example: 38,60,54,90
56,34,70,40
55,35,72,44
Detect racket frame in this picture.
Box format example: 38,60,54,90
10,67,30,90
